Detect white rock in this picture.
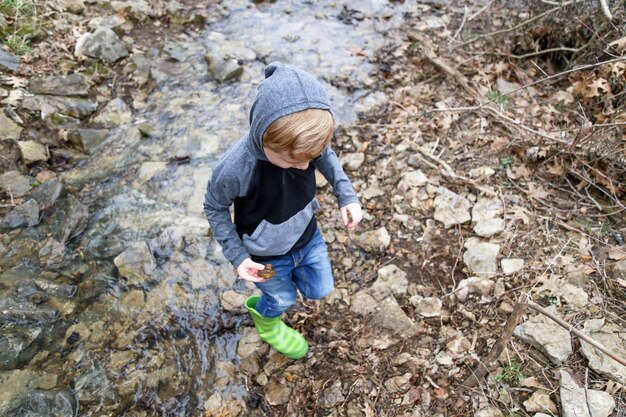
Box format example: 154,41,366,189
341,152,365,170
410,295,442,317
350,290,377,315
468,166,495,179
433,187,471,228
474,218,505,237
397,170,428,192
513,307,572,364
474,406,504,417
361,184,385,200
472,198,503,224
369,264,408,300
558,283,588,308
356,227,390,251
560,370,615,417
501,258,524,275
456,277,495,302
463,242,500,278
17,141,48,164
580,319,626,384
435,351,453,366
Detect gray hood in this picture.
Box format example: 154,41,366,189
247,62,332,158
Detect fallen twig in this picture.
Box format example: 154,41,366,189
527,299,626,367
459,299,528,392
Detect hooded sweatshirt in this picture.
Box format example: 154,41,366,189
203,62,359,268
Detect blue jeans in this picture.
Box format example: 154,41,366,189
253,228,334,318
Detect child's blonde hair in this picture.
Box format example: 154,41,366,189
263,109,334,160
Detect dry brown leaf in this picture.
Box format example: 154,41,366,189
527,183,549,200
521,376,548,389
547,162,565,176
507,164,532,180
608,247,626,260
608,36,626,53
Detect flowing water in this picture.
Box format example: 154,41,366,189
1,1,417,415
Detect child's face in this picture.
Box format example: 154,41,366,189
264,147,310,170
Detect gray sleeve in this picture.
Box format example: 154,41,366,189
313,144,360,208
203,171,249,269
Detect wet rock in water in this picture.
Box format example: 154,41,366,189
471,197,503,224
369,264,408,300
433,187,471,228
474,406,504,417
463,239,500,278
56,0,85,14
560,370,615,417
580,318,626,384
92,97,132,127
397,170,429,192
237,326,262,358
456,277,495,302
127,52,151,86
0,170,34,197
0,48,20,72
221,290,247,312
384,373,412,393
473,218,505,238
1,199,40,230
0,325,43,370
513,306,572,365
355,226,390,252
8,389,79,417
136,161,166,183
0,112,23,140
203,393,245,417
523,390,557,414
66,128,109,155
17,141,48,165
0,298,60,324
74,358,117,404
501,258,524,275
264,381,293,406
28,73,89,96
21,95,98,119
75,27,129,63
357,296,423,349
0,369,58,415
114,241,157,286
319,380,344,409
44,195,89,244
29,180,62,211
410,295,442,317
340,152,365,170
205,53,243,83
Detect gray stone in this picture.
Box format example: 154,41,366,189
88,15,126,31
166,0,206,24
341,152,365,170
513,307,572,364
434,187,471,228
220,290,247,312
410,295,442,317
0,326,42,370
369,264,408,300
319,380,344,408
356,227,390,252
397,170,428,192
0,112,22,140
0,370,58,415
560,370,615,417
472,198,504,224
29,180,62,211
57,0,85,13
21,95,98,119
501,258,524,275
236,327,262,358
0,49,20,72
92,98,131,127
74,28,129,63
580,319,626,384
474,406,504,417
357,296,423,349
66,128,109,154
17,141,48,165
384,373,412,393
1,199,39,230
128,52,151,85
473,218,505,237
114,241,156,285
558,283,588,308
0,171,34,197
463,241,500,278
43,195,89,244
349,290,376,316
523,390,557,414
74,359,117,404
205,53,243,83
8,389,78,417
29,73,89,96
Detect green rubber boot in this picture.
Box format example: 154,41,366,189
245,295,308,360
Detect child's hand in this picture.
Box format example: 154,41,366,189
237,258,267,282
340,203,362,229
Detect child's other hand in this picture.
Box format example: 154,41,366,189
340,203,362,229
237,258,266,282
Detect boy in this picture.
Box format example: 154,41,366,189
203,62,362,359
